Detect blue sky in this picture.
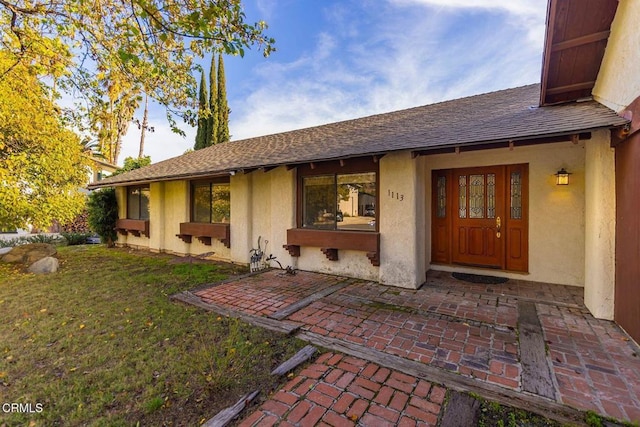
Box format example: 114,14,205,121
119,0,547,164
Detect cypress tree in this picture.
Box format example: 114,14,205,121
216,54,230,143
206,55,218,147
194,71,208,150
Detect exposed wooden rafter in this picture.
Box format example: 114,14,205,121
551,30,610,52
411,133,592,157
539,0,619,106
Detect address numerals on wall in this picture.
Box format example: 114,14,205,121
388,190,404,201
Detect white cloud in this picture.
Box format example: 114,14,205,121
119,0,548,162
389,0,545,47
119,109,195,165
230,0,546,142
388,0,542,19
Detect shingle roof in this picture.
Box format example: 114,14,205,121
89,84,628,188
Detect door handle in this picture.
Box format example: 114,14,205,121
496,216,501,238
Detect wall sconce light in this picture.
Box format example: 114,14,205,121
555,168,571,185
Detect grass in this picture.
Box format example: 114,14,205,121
476,399,562,427
0,245,307,426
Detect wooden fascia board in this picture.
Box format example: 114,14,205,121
411,132,593,157
539,0,558,107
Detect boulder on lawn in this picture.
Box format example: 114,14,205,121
1,243,57,264
27,256,59,274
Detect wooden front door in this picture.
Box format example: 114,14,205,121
432,164,528,272
452,166,505,268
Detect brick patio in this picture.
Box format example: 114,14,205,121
190,269,640,424
240,352,446,427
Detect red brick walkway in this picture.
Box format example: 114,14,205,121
190,269,640,424
240,352,446,427
195,270,344,317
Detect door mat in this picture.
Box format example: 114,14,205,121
452,272,509,284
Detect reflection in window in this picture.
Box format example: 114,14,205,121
510,172,522,219
303,172,376,232
303,175,336,229
127,186,150,220
458,175,467,218
191,181,230,223
437,176,446,218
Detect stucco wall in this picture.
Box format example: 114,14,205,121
423,140,588,287
227,168,296,267
155,180,190,255
240,167,296,266
230,173,253,262
116,181,232,260
584,131,616,319
378,152,427,288
115,186,150,249
593,0,640,112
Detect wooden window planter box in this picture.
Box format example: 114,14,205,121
283,228,380,266
176,222,230,248
115,219,150,238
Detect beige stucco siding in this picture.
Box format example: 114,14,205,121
241,167,296,266
230,173,253,262
593,0,640,111
423,140,588,287
584,131,616,319
378,152,427,288
115,186,150,249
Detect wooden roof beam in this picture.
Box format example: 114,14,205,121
551,30,611,52
545,81,596,96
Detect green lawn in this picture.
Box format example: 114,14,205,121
0,245,306,426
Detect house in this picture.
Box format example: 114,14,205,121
88,0,640,344
89,157,118,187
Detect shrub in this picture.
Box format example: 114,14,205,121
0,234,65,248
87,188,118,247
61,232,92,246
25,234,64,245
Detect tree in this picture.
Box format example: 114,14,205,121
194,71,208,150
87,188,118,247
0,53,89,231
216,54,230,143
0,0,275,134
91,87,142,164
206,55,218,147
111,156,152,176
134,94,155,158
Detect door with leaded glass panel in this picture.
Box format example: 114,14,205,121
451,166,506,268
432,164,528,272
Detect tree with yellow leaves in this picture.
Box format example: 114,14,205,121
0,53,89,230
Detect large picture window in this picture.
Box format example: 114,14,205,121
126,186,150,220
301,167,377,232
191,180,230,223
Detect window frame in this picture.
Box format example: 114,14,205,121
189,177,231,224
126,185,150,220
296,158,379,232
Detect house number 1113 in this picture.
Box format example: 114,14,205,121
388,190,404,201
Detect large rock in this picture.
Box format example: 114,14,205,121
1,243,57,264
27,256,59,274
